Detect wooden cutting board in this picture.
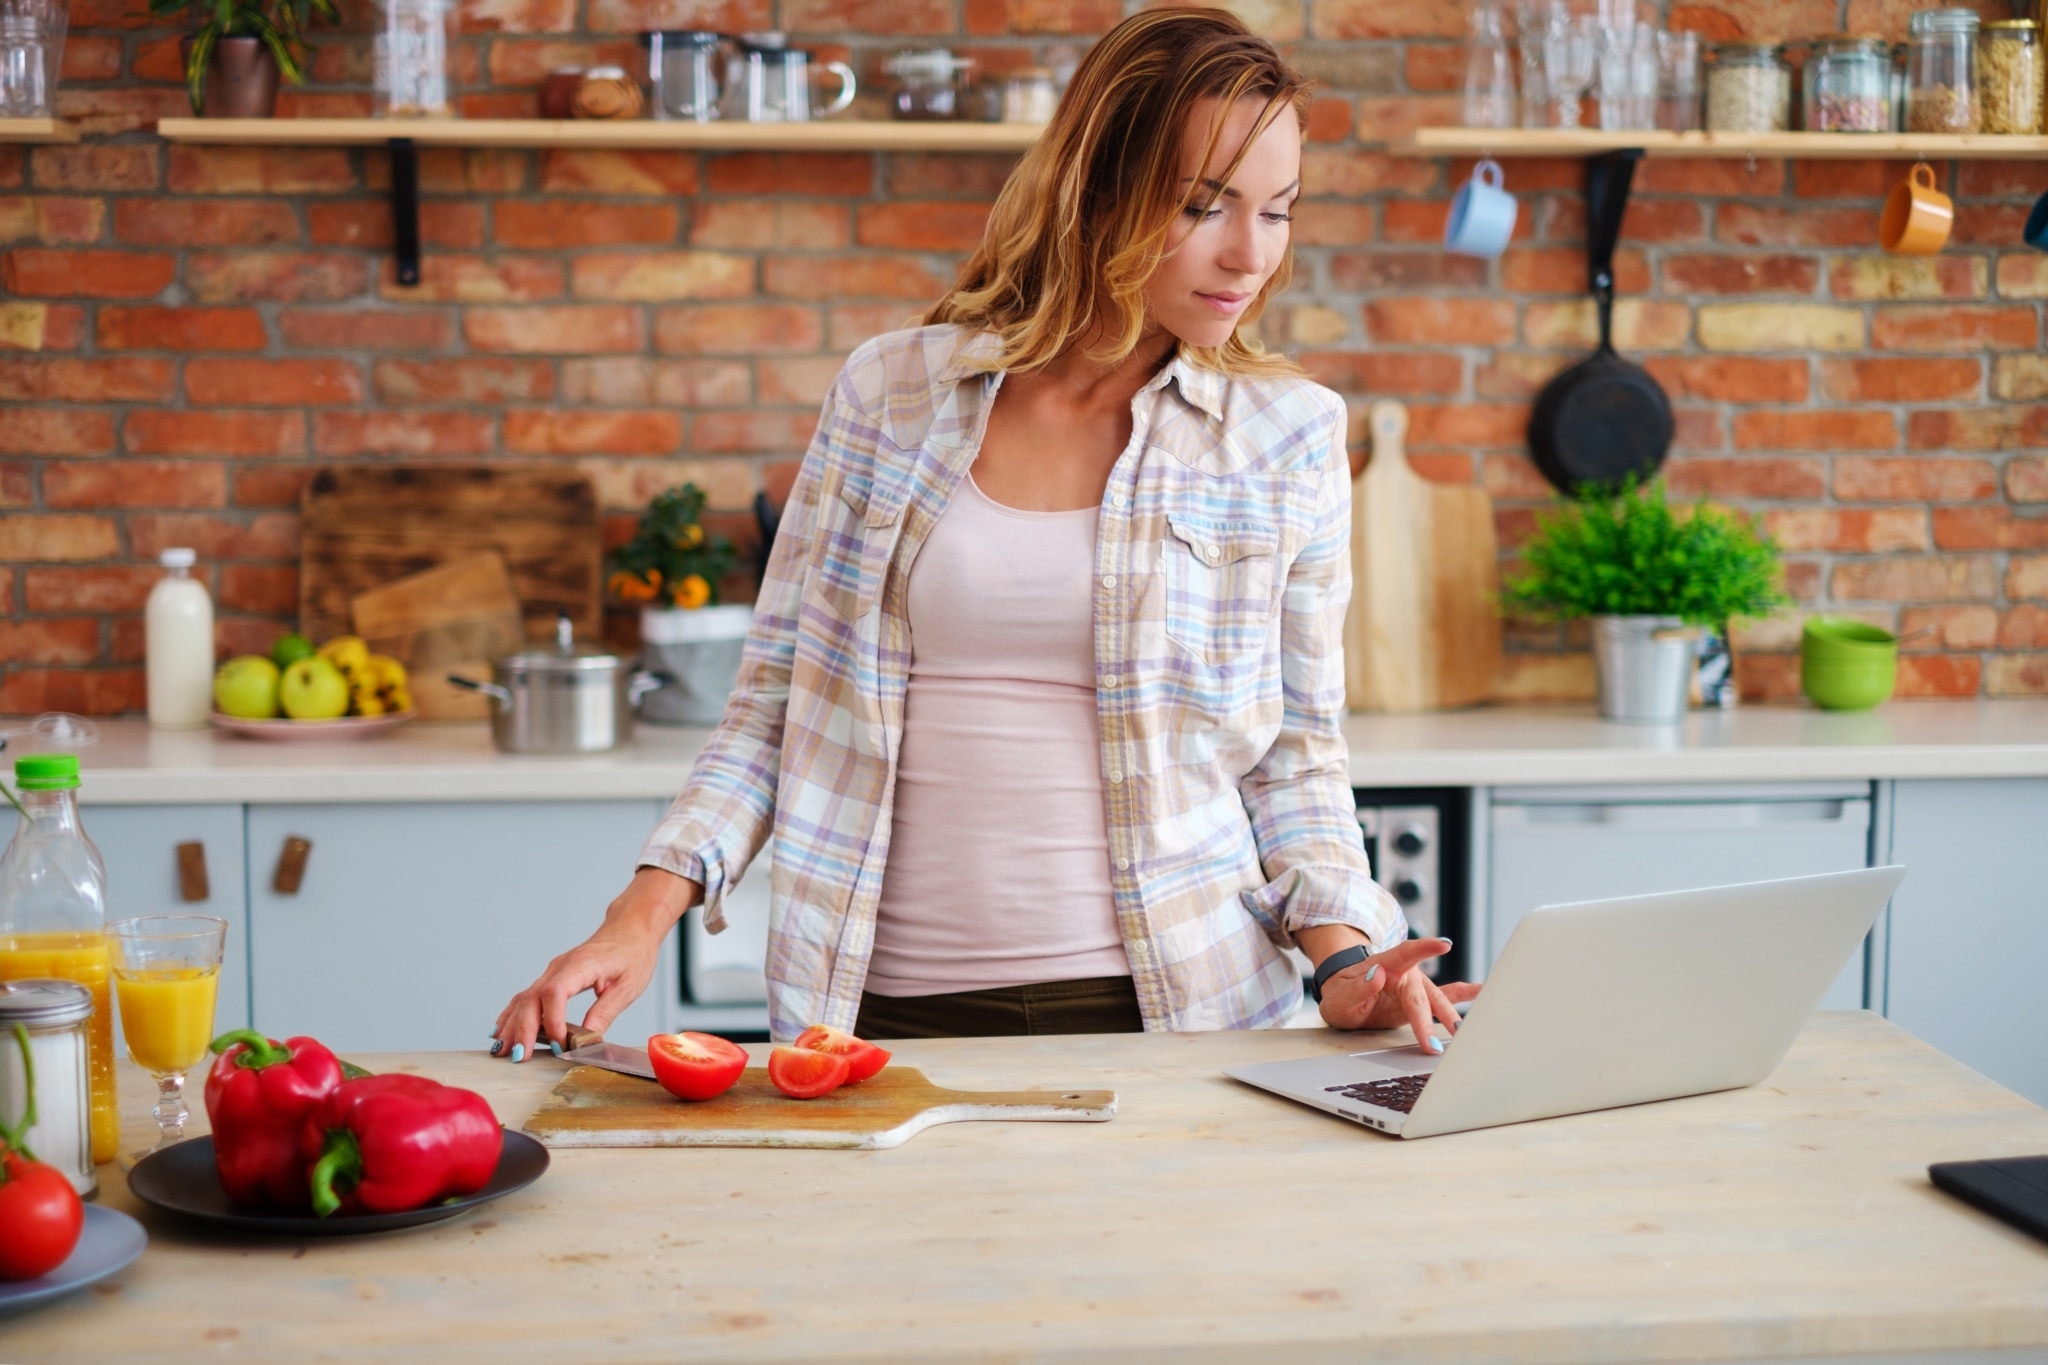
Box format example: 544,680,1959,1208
351,551,526,721
1345,400,1501,712
300,466,601,648
523,1065,1118,1151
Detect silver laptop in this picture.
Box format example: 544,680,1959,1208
1226,865,1906,1139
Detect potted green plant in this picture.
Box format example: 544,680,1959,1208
609,484,750,727
149,0,339,118
1500,480,1788,723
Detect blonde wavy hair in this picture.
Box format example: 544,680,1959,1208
921,8,1311,378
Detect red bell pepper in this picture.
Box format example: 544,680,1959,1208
301,1074,501,1218
203,1029,346,1210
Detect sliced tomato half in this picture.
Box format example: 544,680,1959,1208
767,1044,849,1100
793,1024,891,1083
647,1031,748,1102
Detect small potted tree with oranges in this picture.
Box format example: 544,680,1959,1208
609,484,751,726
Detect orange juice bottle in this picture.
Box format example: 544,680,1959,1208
0,753,117,1165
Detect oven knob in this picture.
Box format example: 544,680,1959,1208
1392,826,1427,858
1391,875,1426,905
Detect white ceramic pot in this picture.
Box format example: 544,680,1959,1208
639,605,753,726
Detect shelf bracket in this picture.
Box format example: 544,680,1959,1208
389,136,420,288
1584,148,1642,295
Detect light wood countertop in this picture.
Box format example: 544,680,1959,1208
40,700,2048,806
4,1014,2045,1363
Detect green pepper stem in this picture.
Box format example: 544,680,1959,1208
308,1129,362,1218
0,1022,38,1169
0,776,29,826
209,1029,292,1070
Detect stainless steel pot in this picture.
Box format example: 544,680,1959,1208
449,616,665,753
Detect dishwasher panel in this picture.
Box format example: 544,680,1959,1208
1488,785,1874,1010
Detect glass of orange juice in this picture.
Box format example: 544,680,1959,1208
108,915,226,1161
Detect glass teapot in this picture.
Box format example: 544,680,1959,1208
645,30,728,122
721,33,856,122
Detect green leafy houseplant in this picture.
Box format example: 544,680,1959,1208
149,0,339,114
1500,480,1789,627
608,484,743,611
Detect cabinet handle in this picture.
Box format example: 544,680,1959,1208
273,836,312,896
175,841,210,903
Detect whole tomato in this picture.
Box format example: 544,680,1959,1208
0,1145,85,1281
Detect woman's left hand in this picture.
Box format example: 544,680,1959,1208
1315,937,1480,1049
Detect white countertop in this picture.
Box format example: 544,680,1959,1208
25,700,2048,804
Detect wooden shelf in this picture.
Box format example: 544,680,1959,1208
153,117,1043,153
1398,127,2048,160
0,117,80,144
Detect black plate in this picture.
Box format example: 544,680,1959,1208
127,1130,548,1235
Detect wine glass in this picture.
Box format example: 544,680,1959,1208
1543,12,1598,128
109,915,226,1163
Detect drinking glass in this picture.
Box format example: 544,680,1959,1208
1463,0,1517,129
1544,13,1598,127
1514,0,1556,127
1656,29,1702,130
109,915,226,1162
0,0,64,118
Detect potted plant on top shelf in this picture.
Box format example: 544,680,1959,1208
1500,480,1788,724
148,0,339,118
609,483,751,727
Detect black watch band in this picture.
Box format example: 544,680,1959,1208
1307,943,1374,1003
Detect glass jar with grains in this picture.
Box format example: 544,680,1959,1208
1977,20,2042,134
1804,35,1891,131
1706,41,1791,132
1906,7,1979,132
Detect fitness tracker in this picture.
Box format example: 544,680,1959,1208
1307,943,1377,1004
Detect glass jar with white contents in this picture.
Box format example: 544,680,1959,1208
1706,41,1791,132
0,978,96,1198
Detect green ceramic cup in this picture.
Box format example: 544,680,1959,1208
1801,618,1898,710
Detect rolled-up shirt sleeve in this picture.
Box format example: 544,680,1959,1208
1236,403,1408,952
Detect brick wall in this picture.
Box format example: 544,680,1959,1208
4,0,2047,713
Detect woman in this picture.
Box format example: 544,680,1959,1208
492,8,1477,1058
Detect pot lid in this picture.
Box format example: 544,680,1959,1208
499,615,622,674
0,978,93,1027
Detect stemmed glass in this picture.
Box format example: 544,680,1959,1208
1543,12,1598,128
109,915,226,1164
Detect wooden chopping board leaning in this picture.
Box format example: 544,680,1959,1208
351,552,526,721
300,465,603,649
525,1064,1116,1152
1344,399,1501,712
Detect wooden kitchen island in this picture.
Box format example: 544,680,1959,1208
6,1015,2046,1364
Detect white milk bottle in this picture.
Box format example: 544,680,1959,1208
145,547,213,728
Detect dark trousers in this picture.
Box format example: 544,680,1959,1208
853,975,1143,1040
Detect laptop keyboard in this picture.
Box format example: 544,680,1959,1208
1326,1073,1431,1113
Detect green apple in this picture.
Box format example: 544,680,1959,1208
271,632,316,669
213,655,282,720
279,657,350,721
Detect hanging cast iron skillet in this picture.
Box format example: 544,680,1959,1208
1527,152,1673,496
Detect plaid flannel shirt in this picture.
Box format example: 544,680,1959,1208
640,325,1405,1039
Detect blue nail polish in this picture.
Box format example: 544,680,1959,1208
1364,964,1379,983
1427,1036,1444,1054
510,1043,526,1063
1440,938,1454,950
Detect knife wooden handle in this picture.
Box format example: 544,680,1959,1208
561,1023,603,1051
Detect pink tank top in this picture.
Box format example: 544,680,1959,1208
865,474,1129,997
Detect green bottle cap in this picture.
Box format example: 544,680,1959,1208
13,754,80,791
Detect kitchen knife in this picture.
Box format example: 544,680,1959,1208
553,1024,655,1080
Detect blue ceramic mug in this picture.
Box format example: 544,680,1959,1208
1444,158,1518,260
2026,188,2048,252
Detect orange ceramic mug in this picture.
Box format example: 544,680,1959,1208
1880,162,1954,255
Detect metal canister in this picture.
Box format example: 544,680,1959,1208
1591,615,1701,724
0,978,97,1197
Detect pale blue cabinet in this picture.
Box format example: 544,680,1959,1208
1883,778,2048,1107
243,801,676,1054
85,803,251,1036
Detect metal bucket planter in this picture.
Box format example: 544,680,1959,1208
638,605,753,726
1590,615,1699,723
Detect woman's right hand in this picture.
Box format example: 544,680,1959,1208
490,866,702,1062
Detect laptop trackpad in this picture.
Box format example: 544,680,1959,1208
1344,1045,1442,1079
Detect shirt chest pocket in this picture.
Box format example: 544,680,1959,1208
1161,513,1281,666
800,473,903,628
